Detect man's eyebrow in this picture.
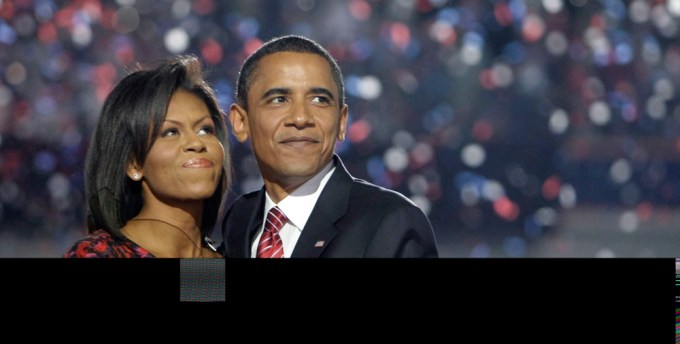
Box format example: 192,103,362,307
260,87,336,101
261,87,290,100
310,87,335,100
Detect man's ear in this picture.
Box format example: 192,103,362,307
337,104,348,141
230,103,250,143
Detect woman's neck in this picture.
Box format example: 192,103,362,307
123,214,204,258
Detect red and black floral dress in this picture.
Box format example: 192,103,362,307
63,229,154,258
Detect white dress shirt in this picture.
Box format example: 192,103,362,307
251,161,336,258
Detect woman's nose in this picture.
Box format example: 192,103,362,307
184,132,207,152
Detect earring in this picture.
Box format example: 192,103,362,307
133,173,140,180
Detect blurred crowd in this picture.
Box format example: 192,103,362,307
1,0,679,257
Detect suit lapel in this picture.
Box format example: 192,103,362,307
227,189,266,258
291,218,337,258
291,155,353,258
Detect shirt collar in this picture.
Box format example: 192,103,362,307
264,160,335,231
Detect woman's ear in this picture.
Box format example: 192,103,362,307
230,103,250,143
126,162,142,181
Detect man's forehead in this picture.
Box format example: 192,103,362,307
249,54,337,92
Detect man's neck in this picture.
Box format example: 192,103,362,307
264,160,335,203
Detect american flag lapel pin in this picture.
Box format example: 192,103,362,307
314,240,325,248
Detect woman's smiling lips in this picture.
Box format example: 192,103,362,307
182,158,214,168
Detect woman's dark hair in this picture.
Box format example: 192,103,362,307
235,35,345,110
85,55,231,239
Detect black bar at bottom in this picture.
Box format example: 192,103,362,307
0,258,673,342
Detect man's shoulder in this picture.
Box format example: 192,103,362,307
231,189,260,204
332,156,419,208
222,190,261,232
224,189,261,215
348,176,418,208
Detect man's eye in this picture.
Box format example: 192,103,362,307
271,96,286,103
311,96,330,104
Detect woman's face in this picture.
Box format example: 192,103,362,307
131,90,224,206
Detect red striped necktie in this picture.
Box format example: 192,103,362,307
256,206,287,258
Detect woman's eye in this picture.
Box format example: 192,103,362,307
198,126,215,135
161,128,179,137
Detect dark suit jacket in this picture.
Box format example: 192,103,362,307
220,155,439,258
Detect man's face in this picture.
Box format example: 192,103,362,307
231,52,348,191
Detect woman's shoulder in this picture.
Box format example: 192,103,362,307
63,229,154,258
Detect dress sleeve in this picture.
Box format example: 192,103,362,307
63,237,110,258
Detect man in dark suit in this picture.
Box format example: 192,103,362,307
220,35,438,258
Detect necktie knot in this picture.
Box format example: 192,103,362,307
257,206,287,258
265,206,287,234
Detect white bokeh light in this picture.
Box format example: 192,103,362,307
461,143,486,168
549,108,569,134
384,146,409,173
357,76,382,100
165,27,190,53
609,158,632,184
559,183,577,208
618,210,639,233
588,101,611,126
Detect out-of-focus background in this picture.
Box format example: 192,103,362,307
0,0,678,257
